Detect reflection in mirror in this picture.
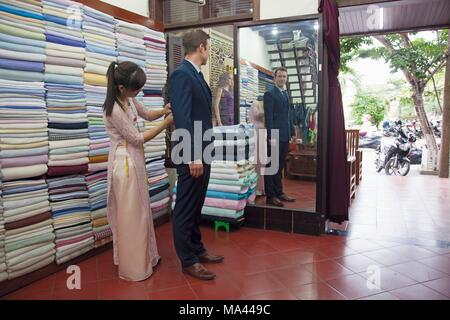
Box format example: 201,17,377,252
238,19,319,212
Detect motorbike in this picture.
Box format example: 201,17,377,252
375,128,417,176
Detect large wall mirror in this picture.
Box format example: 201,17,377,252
236,18,320,213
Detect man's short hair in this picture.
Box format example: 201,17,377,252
273,67,288,77
182,29,210,55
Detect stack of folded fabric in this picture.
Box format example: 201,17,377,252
0,0,49,181
146,157,170,221
85,170,111,248
47,174,94,264
0,176,6,282
0,80,49,181
2,179,55,280
140,28,170,221
43,0,89,177
116,19,146,69
239,64,258,124
82,7,116,172
172,125,257,222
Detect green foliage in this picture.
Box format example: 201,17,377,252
351,94,387,128
340,37,373,74
340,31,448,83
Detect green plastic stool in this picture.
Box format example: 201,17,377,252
215,220,230,233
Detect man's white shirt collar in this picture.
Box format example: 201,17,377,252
186,58,201,73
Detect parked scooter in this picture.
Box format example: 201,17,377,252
375,126,417,176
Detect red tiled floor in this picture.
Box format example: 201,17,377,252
422,277,450,297
317,244,358,259
389,245,437,260
97,279,149,300
143,266,188,292
358,267,417,291
359,292,400,300
389,284,448,300
418,255,450,275
326,274,384,300
290,282,347,300
231,272,285,298
189,276,242,300
334,254,381,274
53,258,98,289
345,239,384,253
242,289,297,300
52,282,98,300
303,260,354,281
281,248,329,265
362,248,412,266
268,265,320,288
389,261,447,283
3,289,53,300
147,285,198,300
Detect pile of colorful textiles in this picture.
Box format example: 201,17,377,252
82,6,116,172
0,175,6,282
0,0,49,181
0,80,49,181
116,19,146,68
47,174,93,264
172,125,257,221
140,27,170,221
85,170,111,248
239,64,258,124
146,157,170,221
43,0,89,177
2,179,55,280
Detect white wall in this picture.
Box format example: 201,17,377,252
239,27,272,71
260,0,318,20
101,0,149,17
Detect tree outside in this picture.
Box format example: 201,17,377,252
351,94,386,128
340,30,448,155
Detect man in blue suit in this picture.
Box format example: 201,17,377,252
169,30,223,281
264,67,296,207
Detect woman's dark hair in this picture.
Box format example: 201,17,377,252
103,61,146,116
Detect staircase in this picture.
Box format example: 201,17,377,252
267,38,318,109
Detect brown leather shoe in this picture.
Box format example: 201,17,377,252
279,194,296,202
266,197,284,207
182,263,216,280
198,252,224,264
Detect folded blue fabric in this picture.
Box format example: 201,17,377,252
83,15,114,29
91,201,107,211
46,34,85,48
143,89,163,95
0,41,45,55
43,14,81,28
86,44,117,56
0,32,46,48
2,185,47,196
52,206,91,217
0,4,44,20
117,56,145,68
45,74,83,85
46,29,84,43
0,58,44,72
0,106,45,110
89,148,109,156
0,146,49,158
0,68,44,82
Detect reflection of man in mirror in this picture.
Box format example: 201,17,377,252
263,67,296,207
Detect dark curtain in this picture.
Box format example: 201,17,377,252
319,0,349,223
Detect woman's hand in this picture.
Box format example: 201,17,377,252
164,113,174,126
163,103,172,115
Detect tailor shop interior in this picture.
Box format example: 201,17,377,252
0,0,325,294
